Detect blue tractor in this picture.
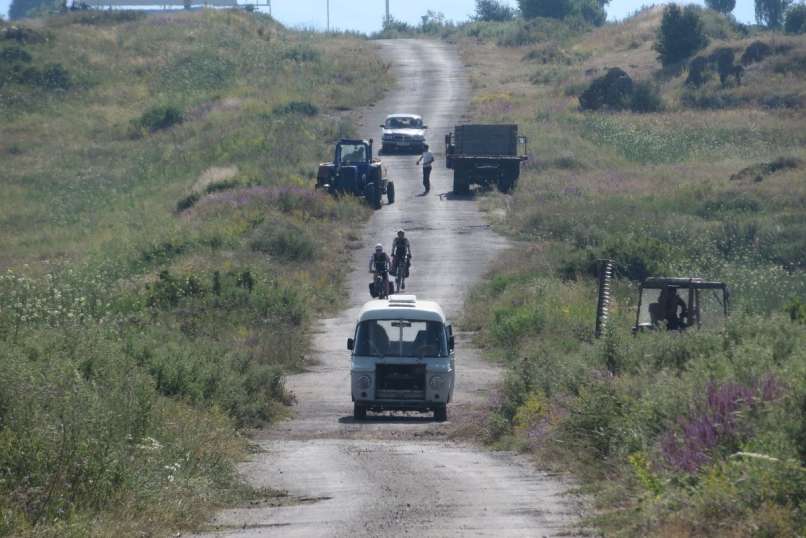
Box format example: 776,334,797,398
316,139,394,209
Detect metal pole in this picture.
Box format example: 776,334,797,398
385,0,389,24
326,0,330,32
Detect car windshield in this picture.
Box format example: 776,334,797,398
386,117,422,129
338,144,367,163
354,319,447,357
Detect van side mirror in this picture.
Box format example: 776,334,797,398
423,125,428,129
448,335,455,351
347,338,354,351
380,124,386,128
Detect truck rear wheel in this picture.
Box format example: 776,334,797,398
434,404,447,422
354,403,367,420
452,169,469,195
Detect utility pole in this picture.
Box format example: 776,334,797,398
326,0,330,32
385,0,389,25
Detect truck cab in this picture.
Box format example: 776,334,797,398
347,295,455,422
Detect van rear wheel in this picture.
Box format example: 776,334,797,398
354,403,367,420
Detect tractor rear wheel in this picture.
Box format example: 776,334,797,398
434,404,447,422
386,181,395,204
365,183,381,209
353,403,367,420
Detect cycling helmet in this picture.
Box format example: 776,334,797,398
397,229,405,236
375,243,383,251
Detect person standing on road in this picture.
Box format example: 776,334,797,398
416,144,434,194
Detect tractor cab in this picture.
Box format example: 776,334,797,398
335,139,373,169
633,277,729,334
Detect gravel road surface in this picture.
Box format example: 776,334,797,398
195,39,581,538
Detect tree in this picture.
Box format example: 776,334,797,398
475,0,517,21
755,0,792,28
784,3,806,33
518,0,573,19
654,4,708,66
705,0,736,14
9,0,62,19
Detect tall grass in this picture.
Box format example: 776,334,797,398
457,10,806,537
0,9,385,536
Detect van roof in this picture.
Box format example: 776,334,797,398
358,295,446,323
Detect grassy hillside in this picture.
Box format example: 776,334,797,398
458,7,806,537
0,10,389,536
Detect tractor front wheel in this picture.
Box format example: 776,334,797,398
386,181,395,204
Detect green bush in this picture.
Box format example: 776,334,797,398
250,221,317,262
579,67,633,111
630,81,664,112
273,100,319,116
755,0,791,28
176,192,200,212
741,40,773,65
519,0,573,19
135,104,184,133
705,0,736,15
0,45,31,64
654,4,709,66
475,0,517,21
784,3,806,33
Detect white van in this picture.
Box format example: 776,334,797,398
348,295,455,421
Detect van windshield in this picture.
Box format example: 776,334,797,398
355,319,447,357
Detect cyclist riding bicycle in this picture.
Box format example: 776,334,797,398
390,230,412,290
368,243,392,297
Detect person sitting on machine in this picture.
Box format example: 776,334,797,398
658,287,688,330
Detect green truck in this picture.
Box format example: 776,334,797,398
444,124,528,194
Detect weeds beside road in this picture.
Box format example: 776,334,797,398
0,11,389,536
458,8,806,536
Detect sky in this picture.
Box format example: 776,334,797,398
0,0,759,33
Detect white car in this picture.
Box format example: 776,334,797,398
380,114,427,153
348,295,455,421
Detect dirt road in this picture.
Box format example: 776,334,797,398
196,40,580,537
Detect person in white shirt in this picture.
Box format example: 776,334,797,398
416,144,434,194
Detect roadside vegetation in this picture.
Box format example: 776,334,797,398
0,10,388,536
457,4,805,536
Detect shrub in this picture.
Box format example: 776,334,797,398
250,222,317,262
711,47,736,85
282,44,321,62
741,40,773,65
272,100,319,116
134,104,184,133
755,0,792,28
705,0,736,15
0,45,30,63
176,192,200,212
579,67,633,111
519,0,573,20
18,63,71,90
475,0,517,21
687,55,709,86
655,4,709,66
630,81,664,112
784,3,806,33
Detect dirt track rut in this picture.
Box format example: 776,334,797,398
195,39,580,538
